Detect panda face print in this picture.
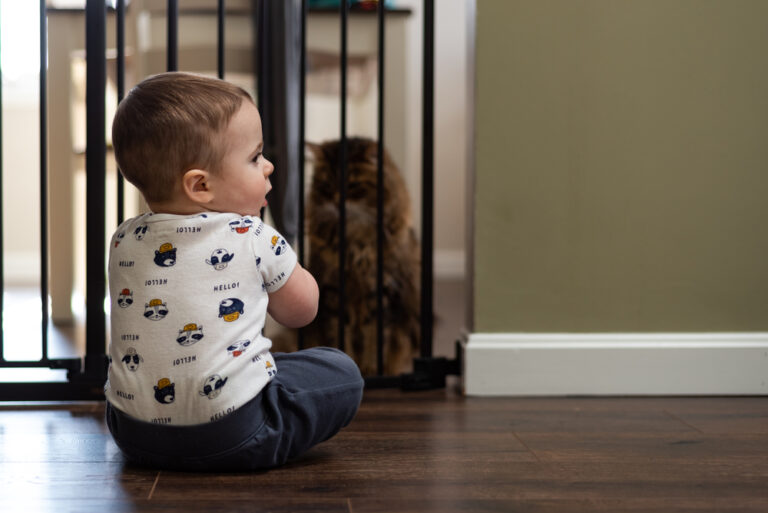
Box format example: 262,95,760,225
121,347,143,371
154,378,175,404
218,298,244,322
154,243,177,267
144,299,169,321
117,289,133,308
114,231,125,248
176,323,204,346
226,339,251,357
270,235,287,256
134,225,148,240
199,374,228,399
206,248,234,271
229,217,253,234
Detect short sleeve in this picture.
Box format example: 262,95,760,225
252,220,298,293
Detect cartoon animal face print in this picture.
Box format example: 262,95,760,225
114,231,125,247
117,288,133,308
206,248,234,271
218,298,244,322
154,378,175,404
144,298,169,321
270,235,287,256
177,323,204,346
229,217,254,234
226,339,251,357
134,225,148,240
199,374,228,399
121,347,143,371
154,242,177,267
265,360,277,378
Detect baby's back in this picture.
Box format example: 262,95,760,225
105,212,295,425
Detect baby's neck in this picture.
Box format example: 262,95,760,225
147,198,213,216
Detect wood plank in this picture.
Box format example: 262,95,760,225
0,391,767,512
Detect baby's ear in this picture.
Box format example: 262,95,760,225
182,169,214,204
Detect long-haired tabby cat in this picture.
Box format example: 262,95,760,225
304,137,420,376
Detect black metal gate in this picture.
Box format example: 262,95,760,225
0,0,458,401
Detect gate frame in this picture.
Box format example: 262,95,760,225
0,0,459,402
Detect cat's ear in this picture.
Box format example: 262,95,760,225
305,142,323,161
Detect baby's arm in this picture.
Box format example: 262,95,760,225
267,263,319,328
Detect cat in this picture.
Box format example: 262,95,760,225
304,137,420,376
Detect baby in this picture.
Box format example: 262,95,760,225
105,72,363,471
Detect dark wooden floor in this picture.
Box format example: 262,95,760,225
1,386,767,513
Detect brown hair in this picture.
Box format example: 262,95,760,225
112,72,254,203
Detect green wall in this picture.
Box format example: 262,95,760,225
474,0,768,332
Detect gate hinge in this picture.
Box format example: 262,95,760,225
400,341,462,391
58,355,109,384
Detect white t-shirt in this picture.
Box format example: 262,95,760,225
104,212,297,425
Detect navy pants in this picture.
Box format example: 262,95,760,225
106,347,364,471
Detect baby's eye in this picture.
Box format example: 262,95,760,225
252,152,262,163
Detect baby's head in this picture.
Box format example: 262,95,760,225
112,72,258,208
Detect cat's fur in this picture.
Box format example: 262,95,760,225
304,138,420,376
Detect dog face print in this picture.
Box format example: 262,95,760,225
121,347,143,371
229,217,253,234
206,248,234,271
134,225,148,240
226,339,251,357
199,374,228,399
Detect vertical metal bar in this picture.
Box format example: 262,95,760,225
375,0,385,374
85,0,107,377
39,0,50,361
217,0,225,79
420,0,435,358
298,0,307,266
116,0,126,225
297,0,307,351
167,0,178,71
338,0,349,353
254,0,264,113
0,5,4,361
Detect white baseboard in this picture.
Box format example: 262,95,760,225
3,250,41,286
463,332,768,396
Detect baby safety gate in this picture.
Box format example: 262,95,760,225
0,0,459,401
